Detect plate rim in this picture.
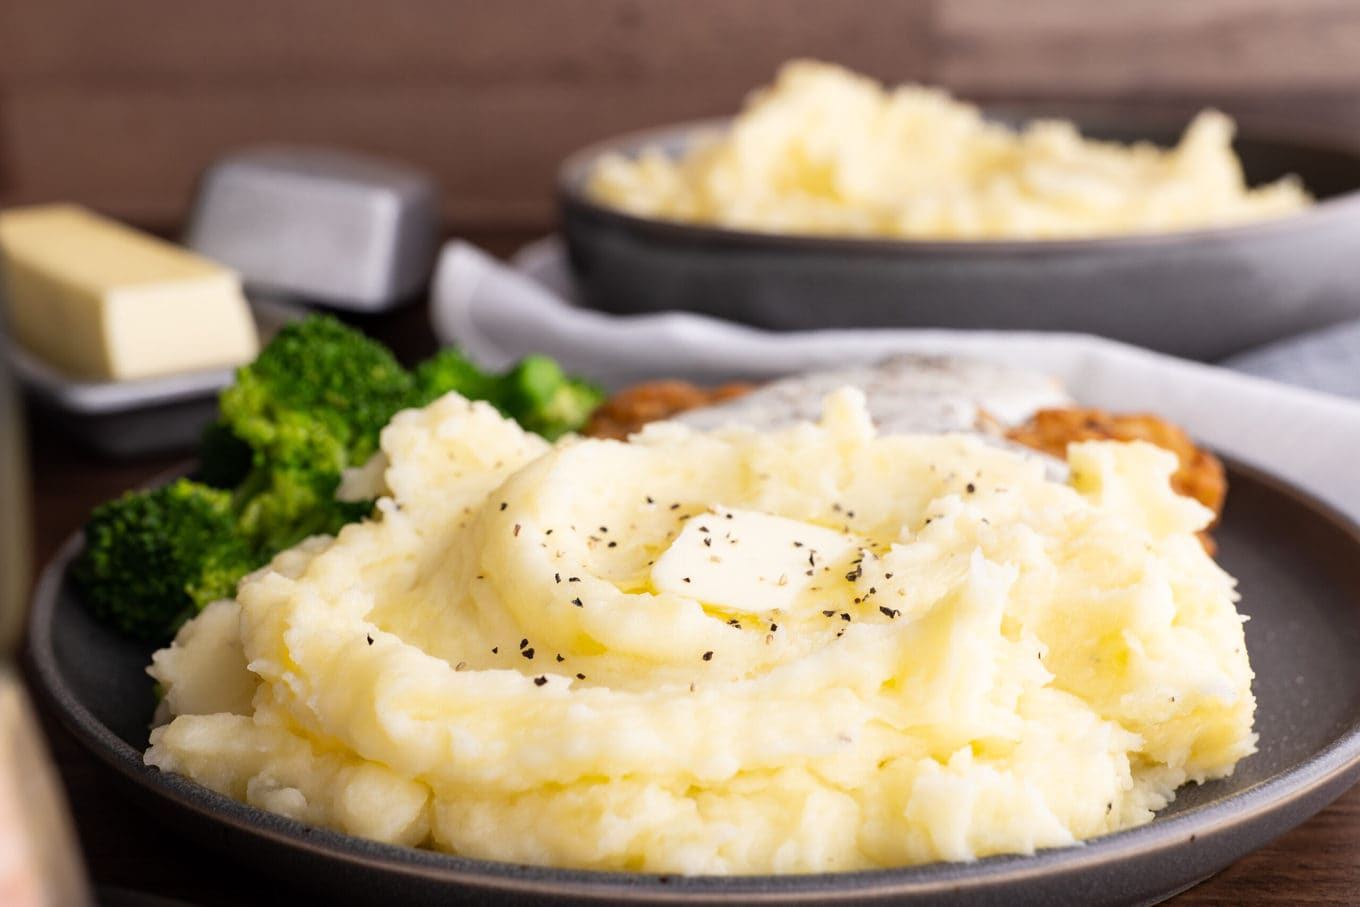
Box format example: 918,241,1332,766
24,457,1360,903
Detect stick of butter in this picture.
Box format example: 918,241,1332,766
0,204,259,381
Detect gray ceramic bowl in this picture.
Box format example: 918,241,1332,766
23,460,1360,906
559,117,1360,361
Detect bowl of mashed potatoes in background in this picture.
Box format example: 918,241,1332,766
559,61,1360,361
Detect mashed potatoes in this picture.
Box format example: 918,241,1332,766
588,61,1309,240
146,388,1256,874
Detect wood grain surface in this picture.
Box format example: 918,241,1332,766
5,0,1360,234
13,260,1360,905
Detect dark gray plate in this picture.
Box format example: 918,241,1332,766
559,117,1360,361
24,461,1360,906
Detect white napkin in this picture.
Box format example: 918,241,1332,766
431,238,1360,524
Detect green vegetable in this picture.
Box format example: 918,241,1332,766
74,479,259,641
216,317,414,552
220,316,415,467
499,355,606,441
415,348,605,440
413,347,499,407
77,314,605,642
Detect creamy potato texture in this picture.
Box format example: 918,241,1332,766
146,389,1256,874
588,61,1309,240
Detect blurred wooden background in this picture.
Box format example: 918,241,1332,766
3,0,1360,235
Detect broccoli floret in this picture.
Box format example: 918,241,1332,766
221,316,415,466
414,349,603,439
498,355,605,440
231,415,372,552
219,317,409,550
74,479,257,641
412,347,499,407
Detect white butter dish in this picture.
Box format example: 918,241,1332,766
6,301,298,458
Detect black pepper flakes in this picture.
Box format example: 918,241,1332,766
646,496,655,505
608,541,618,548
492,646,499,654
576,673,586,680
682,577,692,583
513,523,521,537
366,634,374,646
554,573,561,583
670,503,681,510
520,638,529,649
568,576,581,583
840,612,851,622
769,623,778,632
556,654,565,662
522,648,536,660
571,597,583,607
702,651,714,661
534,676,548,686
966,483,976,494
822,609,836,617
879,606,901,619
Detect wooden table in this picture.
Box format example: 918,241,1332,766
15,290,1360,905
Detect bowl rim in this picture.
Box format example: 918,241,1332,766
557,115,1360,256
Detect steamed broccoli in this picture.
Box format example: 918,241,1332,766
214,317,414,551
416,349,605,440
80,315,606,642
413,347,499,407
74,479,258,640
220,316,414,467
498,355,606,441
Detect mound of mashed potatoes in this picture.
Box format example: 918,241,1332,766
146,388,1256,874
588,60,1309,240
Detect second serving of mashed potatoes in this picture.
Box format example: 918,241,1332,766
146,388,1255,874
588,61,1309,241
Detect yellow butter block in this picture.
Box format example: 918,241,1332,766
0,204,259,381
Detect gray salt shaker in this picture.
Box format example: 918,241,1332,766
186,147,440,311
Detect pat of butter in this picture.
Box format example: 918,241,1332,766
0,204,259,381
651,506,862,615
